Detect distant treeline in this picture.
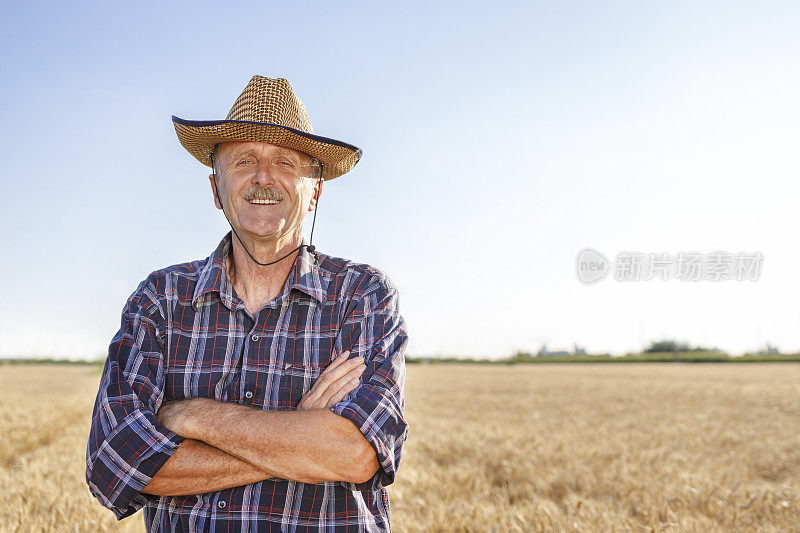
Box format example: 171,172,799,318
0,358,103,366
402,338,798,364
407,352,800,364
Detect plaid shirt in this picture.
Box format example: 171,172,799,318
86,233,409,532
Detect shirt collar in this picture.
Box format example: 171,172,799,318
192,232,329,310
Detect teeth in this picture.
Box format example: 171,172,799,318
249,199,280,204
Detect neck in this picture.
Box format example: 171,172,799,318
226,231,303,312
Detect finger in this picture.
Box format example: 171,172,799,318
329,364,366,395
317,364,366,406
314,354,364,394
328,350,351,368
301,352,363,407
318,350,351,377
319,374,361,408
326,376,361,408
300,351,352,404
300,363,365,410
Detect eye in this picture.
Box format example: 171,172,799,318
236,159,254,166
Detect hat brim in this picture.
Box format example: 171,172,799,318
172,117,362,180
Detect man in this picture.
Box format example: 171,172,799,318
86,76,409,532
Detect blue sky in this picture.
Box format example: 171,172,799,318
2,1,799,359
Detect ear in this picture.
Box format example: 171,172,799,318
308,178,323,211
208,174,223,210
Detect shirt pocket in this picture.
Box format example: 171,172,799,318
278,362,323,410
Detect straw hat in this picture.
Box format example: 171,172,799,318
172,76,361,180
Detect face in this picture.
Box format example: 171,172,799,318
208,141,322,244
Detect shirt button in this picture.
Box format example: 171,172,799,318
251,334,259,342
244,390,253,399
217,500,226,509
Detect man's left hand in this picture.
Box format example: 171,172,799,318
298,350,365,411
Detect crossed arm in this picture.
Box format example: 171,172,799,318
142,351,378,496
88,278,408,517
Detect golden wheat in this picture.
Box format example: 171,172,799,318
0,363,797,532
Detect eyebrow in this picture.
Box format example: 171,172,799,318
228,147,256,160
273,147,306,163
228,147,305,163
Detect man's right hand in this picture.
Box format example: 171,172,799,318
297,351,365,410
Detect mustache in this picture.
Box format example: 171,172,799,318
241,186,285,202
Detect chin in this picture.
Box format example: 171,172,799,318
238,222,286,239
235,216,277,234
242,228,281,240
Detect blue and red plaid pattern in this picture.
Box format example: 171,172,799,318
86,233,409,531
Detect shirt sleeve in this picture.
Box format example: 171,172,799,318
329,277,409,492
85,277,184,519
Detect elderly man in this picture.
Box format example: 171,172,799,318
86,76,409,532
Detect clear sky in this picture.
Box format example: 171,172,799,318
2,1,798,359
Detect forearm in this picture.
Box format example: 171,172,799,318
178,401,377,484
142,438,276,496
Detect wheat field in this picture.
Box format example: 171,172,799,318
0,362,797,532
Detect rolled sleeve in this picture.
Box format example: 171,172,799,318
85,279,184,519
330,280,409,492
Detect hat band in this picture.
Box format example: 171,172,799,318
171,117,363,154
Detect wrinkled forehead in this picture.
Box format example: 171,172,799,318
215,141,312,163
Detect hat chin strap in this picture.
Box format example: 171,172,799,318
210,151,320,267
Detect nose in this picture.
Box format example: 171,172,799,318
252,161,277,186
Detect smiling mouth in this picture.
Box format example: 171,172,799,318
248,199,281,205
